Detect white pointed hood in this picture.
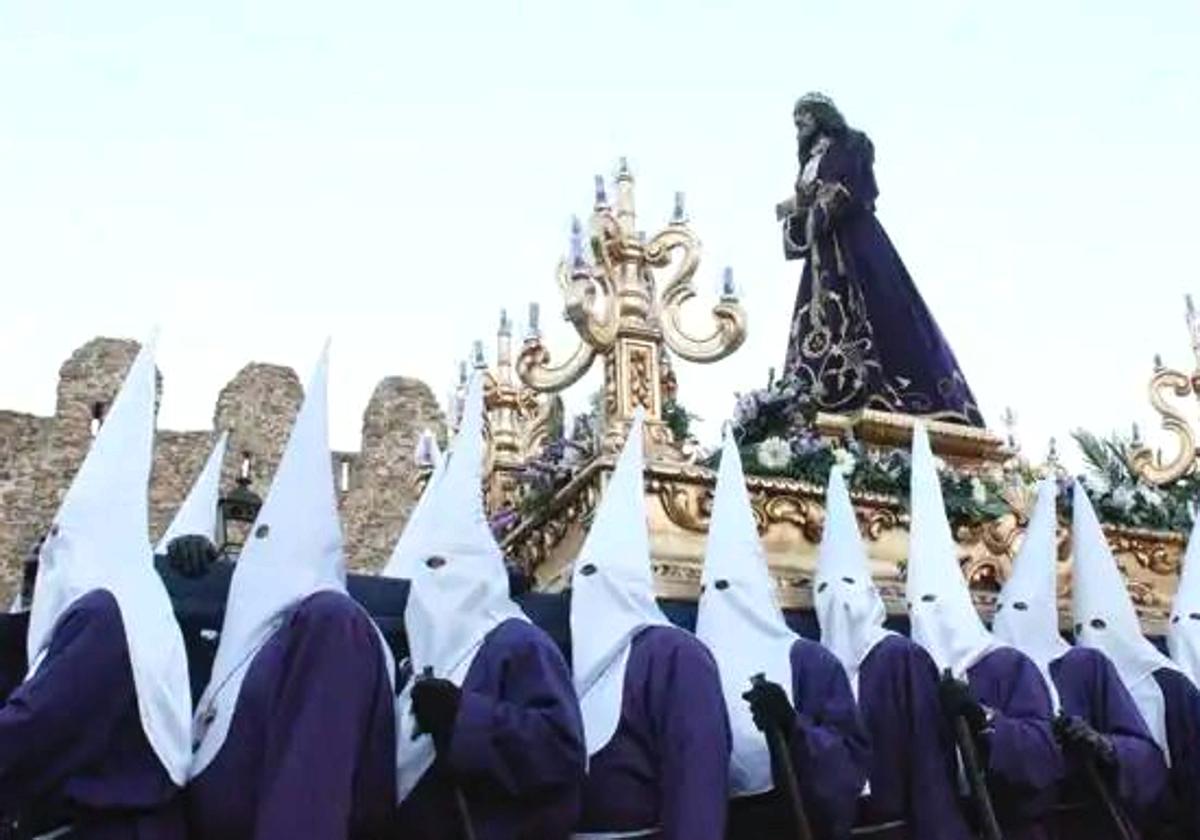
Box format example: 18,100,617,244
1071,482,1178,755
191,344,350,777
28,337,193,786
1168,514,1200,687
906,423,1001,678
570,409,670,756
381,430,445,580
814,465,893,698
155,431,229,554
696,432,798,796
396,375,526,802
992,479,1070,708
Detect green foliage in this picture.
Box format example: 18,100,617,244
662,399,695,445
1067,429,1195,532
703,431,1011,528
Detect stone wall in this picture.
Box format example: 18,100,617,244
0,337,445,600
341,377,446,572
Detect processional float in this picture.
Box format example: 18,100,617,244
446,159,1191,634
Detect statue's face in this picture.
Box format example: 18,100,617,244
794,106,818,145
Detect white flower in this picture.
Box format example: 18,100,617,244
832,447,857,476
757,437,793,471
970,476,987,505
733,393,760,425
933,456,947,472
1111,485,1135,511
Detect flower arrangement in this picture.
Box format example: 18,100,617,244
731,371,815,445
493,367,1196,538
1059,430,1196,532
708,429,1012,527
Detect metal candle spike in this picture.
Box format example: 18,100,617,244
721,267,737,299
593,175,608,208
671,191,687,224
527,302,541,338
569,215,586,267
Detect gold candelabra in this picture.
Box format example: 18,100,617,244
1130,294,1200,485
517,159,747,457
440,320,559,512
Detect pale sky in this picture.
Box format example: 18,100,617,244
2,2,1198,467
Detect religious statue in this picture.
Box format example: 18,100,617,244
776,93,984,426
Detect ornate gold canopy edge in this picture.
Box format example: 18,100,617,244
499,443,1182,634
815,410,1009,465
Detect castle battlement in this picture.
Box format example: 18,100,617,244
0,337,444,600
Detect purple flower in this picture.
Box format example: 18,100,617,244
489,506,520,537
791,431,821,456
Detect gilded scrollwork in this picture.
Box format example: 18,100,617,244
638,459,1179,621
559,258,619,351
761,495,825,544
516,338,597,394
646,226,748,364
1126,579,1168,609
856,505,902,541
1129,367,1197,486
517,161,746,457
1107,529,1184,576
962,557,1003,592
652,479,713,534
628,347,654,411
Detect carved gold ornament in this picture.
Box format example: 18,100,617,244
517,161,747,457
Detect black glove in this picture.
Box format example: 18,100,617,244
165,535,219,579
1055,714,1117,767
411,677,462,750
742,678,796,734
939,673,988,733
506,563,531,597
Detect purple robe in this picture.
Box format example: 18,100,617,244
397,618,585,840
782,130,982,425
966,646,1063,840
186,591,396,840
0,589,184,839
727,638,869,840
577,626,731,840
1151,667,1200,839
853,634,972,840
1049,647,1168,838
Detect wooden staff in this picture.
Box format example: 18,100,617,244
751,674,812,840
944,670,1003,840
1056,715,1135,840
419,667,476,840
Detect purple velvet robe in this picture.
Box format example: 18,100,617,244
186,591,396,840
577,626,731,840
727,638,869,840
965,646,1064,840
853,634,972,840
1151,667,1200,839
396,618,585,840
782,131,982,425
0,589,184,839
1049,647,1168,838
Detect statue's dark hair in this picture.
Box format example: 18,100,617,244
796,97,874,168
